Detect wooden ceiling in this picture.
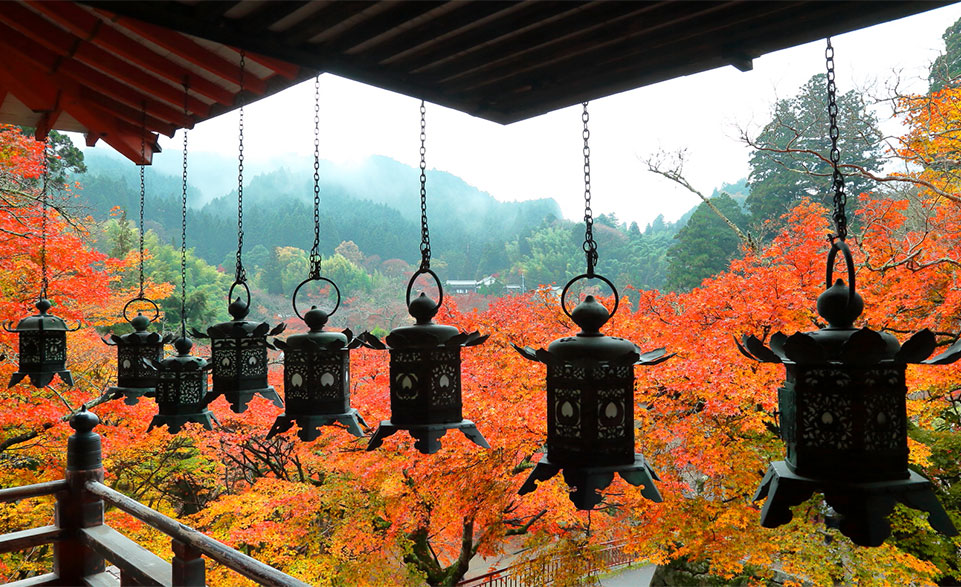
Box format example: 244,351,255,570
0,1,949,163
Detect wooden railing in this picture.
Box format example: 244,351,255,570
0,409,309,586
458,540,636,587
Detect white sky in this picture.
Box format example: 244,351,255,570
135,4,961,228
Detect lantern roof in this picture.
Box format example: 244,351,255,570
6,299,71,333
0,1,949,163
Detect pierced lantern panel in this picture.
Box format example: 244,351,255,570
268,307,366,442
364,288,489,455
6,299,76,389
513,290,669,510
146,337,216,434
103,313,171,405
742,240,959,546
197,297,285,413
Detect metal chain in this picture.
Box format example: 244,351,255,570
40,138,49,300
235,49,247,284
181,81,190,339
418,100,431,270
825,38,847,242
582,102,597,275
309,74,322,279
138,104,146,299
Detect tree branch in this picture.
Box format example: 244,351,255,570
645,149,757,253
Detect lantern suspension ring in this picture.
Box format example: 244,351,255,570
362,100,490,455
740,38,960,547
5,139,79,389
191,50,286,414
146,79,217,434
511,102,670,510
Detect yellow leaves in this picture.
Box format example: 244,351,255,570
908,436,933,468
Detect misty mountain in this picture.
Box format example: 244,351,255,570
74,151,562,279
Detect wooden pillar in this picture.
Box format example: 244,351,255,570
172,538,205,586
54,407,105,584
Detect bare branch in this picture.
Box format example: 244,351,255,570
644,149,757,253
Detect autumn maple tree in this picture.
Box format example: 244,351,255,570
2,73,961,587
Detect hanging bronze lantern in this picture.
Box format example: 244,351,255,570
740,240,959,545
362,100,488,454
268,75,366,441
103,300,171,405
146,81,217,434
513,275,669,510
146,336,216,433
363,269,489,454
193,50,285,414
268,277,367,441
6,299,78,389
510,102,669,509
192,285,286,414
741,39,959,547
7,138,78,389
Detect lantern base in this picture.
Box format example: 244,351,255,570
8,370,73,389
267,409,368,441
754,460,957,546
106,386,155,406
147,410,218,435
366,419,489,454
221,386,284,414
518,454,662,510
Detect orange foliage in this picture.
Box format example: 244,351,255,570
2,84,961,587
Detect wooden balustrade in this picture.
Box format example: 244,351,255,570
0,408,309,586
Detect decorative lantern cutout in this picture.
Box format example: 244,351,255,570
103,300,171,405
513,275,669,510
192,287,286,414
363,269,489,454
6,298,78,389
269,278,367,441
146,337,216,433
146,82,217,434
740,240,960,546
741,39,958,546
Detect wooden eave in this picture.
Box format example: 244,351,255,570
0,1,950,163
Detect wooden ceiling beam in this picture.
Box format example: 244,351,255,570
0,3,211,117
110,15,268,95
457,3,813,99
383,2,570,70
0,58,156,163
0,21,186,130
316,2,441,53
282,1,373,46
357,1,515,65
30,1,234,107
426,2,704,87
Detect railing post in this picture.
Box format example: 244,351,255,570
54,407,105,583
172,538,206,586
